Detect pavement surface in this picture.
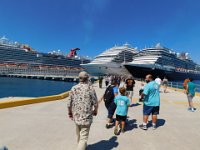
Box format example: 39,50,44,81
0,81,200,150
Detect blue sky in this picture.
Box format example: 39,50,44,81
0,0,200,63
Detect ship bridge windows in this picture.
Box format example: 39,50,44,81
156,58,174,66
112,51,135,63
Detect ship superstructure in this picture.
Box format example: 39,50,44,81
81,43,138,76
124,43,200,80
0,36,90,76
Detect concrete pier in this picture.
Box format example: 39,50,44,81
0,81,200,150
3,74,79,82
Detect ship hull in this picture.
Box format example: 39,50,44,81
124,65,200,81
81,63,131,76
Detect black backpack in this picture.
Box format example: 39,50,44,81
103,85,115,104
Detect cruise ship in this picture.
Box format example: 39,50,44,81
81,43,138,76
124,43,200,80
0,36,90,75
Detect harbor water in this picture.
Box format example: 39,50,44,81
0,77,76,98
169,80,200,92
0,77,199,99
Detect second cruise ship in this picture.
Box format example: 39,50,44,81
124,43,200,80
81,43,138,76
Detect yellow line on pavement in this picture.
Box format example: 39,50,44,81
0,91,69,109
174,101,200,106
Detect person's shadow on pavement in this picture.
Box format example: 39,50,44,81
148,119,166,128
130,103,141,107
87,136,118,150
156,119,166,127
125,119,138,132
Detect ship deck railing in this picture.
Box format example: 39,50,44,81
133,77,200,93
168,81,200,93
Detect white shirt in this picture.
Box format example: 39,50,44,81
155,78,162,85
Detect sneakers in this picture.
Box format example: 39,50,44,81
152,124,157,130
121,129,125,133
188,107,196,112
139,124,147,130
139,124,157,130
106,123,111,129
106,122,114,129
114,126,125,135
190,108,195,112
114,127,118,135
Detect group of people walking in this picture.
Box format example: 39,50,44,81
68,72,161,150
67,71,196,150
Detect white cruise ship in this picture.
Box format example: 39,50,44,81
81,43,138,76
124,43,200,80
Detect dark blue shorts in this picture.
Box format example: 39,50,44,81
105,102,116,119
116,114,127,122
143,105,160,115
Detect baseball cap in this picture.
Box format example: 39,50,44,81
79,71,89,79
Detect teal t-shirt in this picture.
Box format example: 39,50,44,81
187,82,195,96
114,95,130,116
143,81,160,106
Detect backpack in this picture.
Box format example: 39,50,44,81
103,85,115,104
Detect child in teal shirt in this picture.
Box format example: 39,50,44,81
114,87,130,135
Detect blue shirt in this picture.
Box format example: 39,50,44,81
187,82,195,96
114,95,130,116
143,81,160,106
113,86,118,95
